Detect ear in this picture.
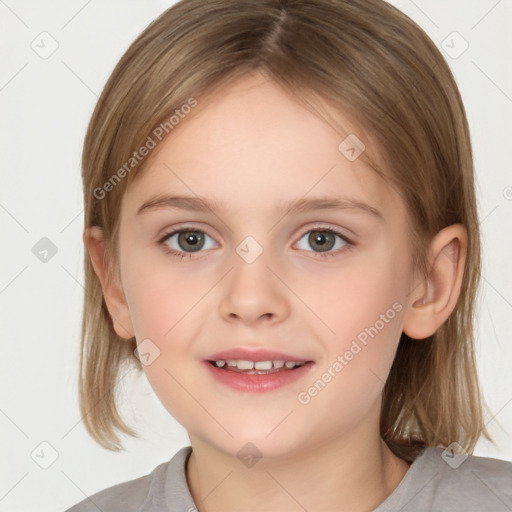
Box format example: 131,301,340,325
83,226,135,339
402,223,467,340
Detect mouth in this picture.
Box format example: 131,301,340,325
206,359,311,375
203,348,315,392
203,349,315,392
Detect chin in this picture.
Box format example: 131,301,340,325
210,427,306,462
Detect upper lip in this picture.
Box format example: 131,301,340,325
206,348,312,363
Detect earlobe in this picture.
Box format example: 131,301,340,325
83,227,135,339
402,224,467,340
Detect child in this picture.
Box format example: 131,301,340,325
67,0,512,510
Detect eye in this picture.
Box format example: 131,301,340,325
158,226,218,259
158,225,353,261
295,227,352,258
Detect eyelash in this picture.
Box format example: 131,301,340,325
157,225,354,260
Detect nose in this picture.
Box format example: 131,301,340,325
218,249,290,326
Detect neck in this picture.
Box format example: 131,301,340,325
185,429,411,512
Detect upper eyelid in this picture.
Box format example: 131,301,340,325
295,227,352,247
158,224,218,244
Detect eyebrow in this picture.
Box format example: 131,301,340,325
136,194,383,221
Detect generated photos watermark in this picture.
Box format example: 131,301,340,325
93,97,198,200
297,301,403,405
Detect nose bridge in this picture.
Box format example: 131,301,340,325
218,234,289,324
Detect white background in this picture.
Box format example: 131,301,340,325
0,1,511,510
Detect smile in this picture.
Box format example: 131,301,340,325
204,360,314,392
210,359,306,374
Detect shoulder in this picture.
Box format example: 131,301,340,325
434,447,512,490
419,447,512,509
64,447,192,512
378,447,512,512
64,464,163,512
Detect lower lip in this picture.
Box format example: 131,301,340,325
203,361,314,392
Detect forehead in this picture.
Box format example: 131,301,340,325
122,73,401,221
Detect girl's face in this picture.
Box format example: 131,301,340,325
116,72,418,459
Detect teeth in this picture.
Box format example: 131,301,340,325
254,361,272,370
214,359,305,370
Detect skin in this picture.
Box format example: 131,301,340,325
84,71,467,511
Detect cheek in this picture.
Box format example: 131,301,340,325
120,252,217,398
296,275,406,439
311,254,407,394
122,252,206,341
310,254,406,341
121,263,206,424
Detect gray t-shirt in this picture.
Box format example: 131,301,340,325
66,445,512,511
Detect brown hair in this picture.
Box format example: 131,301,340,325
79,0,493,458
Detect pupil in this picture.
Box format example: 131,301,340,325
310,231,334,252
179,231,204,252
